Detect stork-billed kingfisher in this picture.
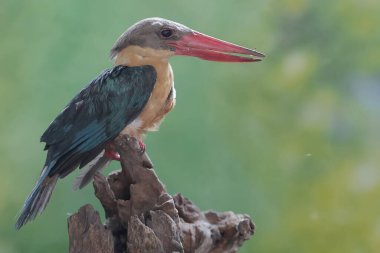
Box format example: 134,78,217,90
15,17,264,229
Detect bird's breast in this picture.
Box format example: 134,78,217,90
115,46,176,138
136,62,175,133
116,61,174,137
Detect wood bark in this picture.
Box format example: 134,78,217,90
68,134,255,253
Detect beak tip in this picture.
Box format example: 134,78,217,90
251,50,266,58
250,58,262,62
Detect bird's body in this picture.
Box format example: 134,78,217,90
115,46,175,137
16,17,264,229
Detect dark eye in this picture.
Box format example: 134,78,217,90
161,28,173,38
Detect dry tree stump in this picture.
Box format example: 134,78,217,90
68,135,255,253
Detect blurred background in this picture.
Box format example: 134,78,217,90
0,0,379,252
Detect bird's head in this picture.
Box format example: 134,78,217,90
110,17,264,65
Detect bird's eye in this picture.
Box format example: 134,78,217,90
161,28,173,38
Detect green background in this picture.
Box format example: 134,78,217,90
1,0,379,252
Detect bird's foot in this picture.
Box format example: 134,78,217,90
105,139,145,160
104,149,121,161
138,140,146,154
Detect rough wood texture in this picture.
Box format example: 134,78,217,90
68,135,255,253
68,204,114,253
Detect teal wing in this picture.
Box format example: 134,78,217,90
41,65,156,177
15,65,156,230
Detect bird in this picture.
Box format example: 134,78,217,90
15,17,264,229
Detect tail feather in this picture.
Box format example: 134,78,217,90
72,151,110,190
15,167,58,230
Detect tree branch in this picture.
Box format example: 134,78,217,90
68,134,255,253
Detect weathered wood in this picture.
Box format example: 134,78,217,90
68,204,114,253
174,194,254,253
68,134,254,253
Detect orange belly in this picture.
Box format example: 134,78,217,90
141,88,176,132
121,90,175,137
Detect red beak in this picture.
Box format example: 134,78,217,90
168,31,265,62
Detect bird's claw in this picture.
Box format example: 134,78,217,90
104,149,121,161
138,140,146,154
